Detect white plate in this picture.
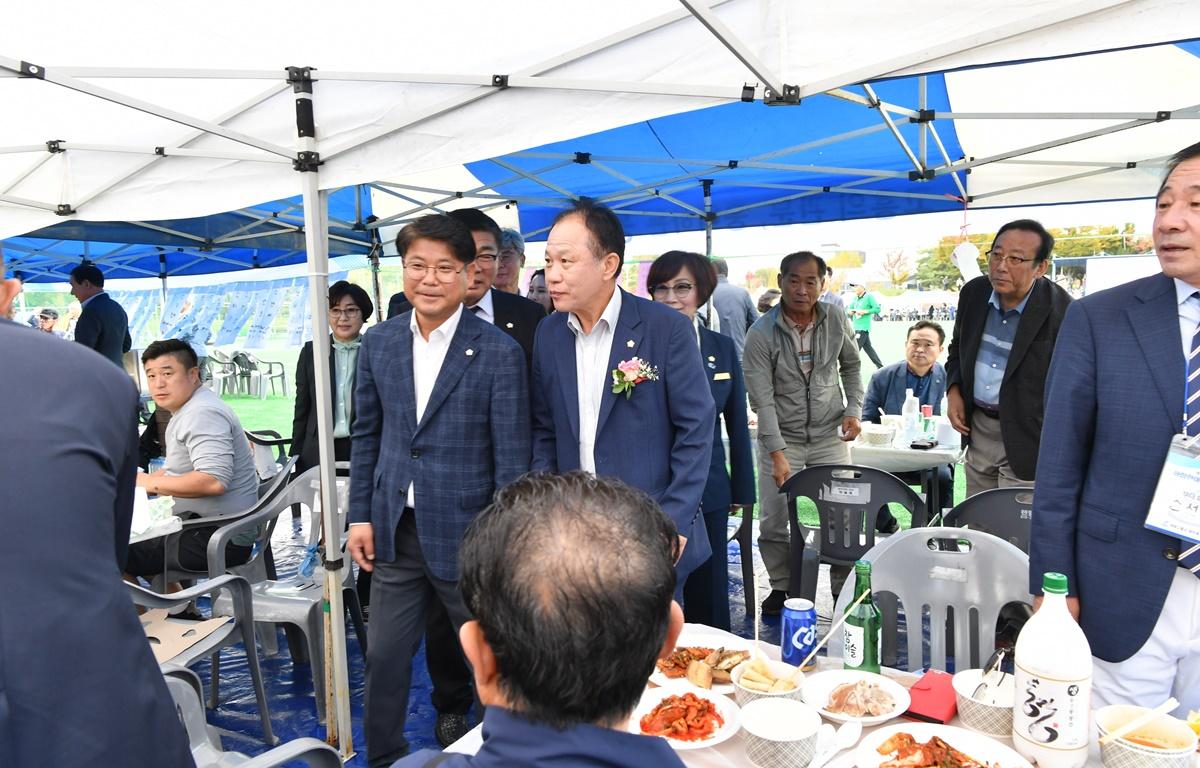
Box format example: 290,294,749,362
628,686,741,751
649,628,756,694
856,722,1033,768
801,670,911,725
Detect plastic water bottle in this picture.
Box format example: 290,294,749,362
1012,572,1092,768
901,388,921,444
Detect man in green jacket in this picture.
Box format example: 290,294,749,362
848,284,885,369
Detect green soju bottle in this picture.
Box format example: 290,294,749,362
842,559,882,673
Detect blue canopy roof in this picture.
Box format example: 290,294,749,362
467,75,965,240
5,186,374,283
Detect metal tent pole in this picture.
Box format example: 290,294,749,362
702,179,714,257
292,65,354,758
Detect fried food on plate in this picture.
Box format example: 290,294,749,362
876,732,998,768
655,646,750,688
639,692,724,742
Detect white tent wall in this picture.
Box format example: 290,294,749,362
4,0,1200,757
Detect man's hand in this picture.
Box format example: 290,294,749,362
946,386,970,435
840,416,861,442
770,451,791,488
347,524,376,572
1032,594,1080,622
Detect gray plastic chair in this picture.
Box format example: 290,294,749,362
245,430,291,489
128,574,277,745
827,526,1031,671
212,464,366,722
940,486,1034,553
780,464,926,602
163,671,342,767
233,351,287,399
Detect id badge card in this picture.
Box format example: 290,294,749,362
1144,433,1200,544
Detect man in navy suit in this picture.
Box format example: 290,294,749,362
531,199,715,593
0,252,192,766
1030,142,1200,714
347,214,531,767
69,262,132,367
862,320,952,513
392,473,687,768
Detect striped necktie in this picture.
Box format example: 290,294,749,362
1182,293,1200,576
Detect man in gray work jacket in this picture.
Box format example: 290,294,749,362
743,250,863,616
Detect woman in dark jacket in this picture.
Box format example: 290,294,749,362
648,251,755,630
290,280,373,471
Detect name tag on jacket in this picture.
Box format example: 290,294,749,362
713,372,731,381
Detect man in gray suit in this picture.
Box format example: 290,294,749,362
710,258,757,358
0,251,193,767
347,213,531,767
70,262,132,367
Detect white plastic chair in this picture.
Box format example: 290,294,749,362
827,526,1031,671
163,668,341,767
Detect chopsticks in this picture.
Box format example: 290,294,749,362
1098,698,1180,746
797,587,872,672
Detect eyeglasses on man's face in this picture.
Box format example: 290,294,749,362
986,250,1037,267
328,307,362,319
651,282,695,299
403,262,465,282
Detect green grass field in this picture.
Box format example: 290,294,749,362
221,318,964,529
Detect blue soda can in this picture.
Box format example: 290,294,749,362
781,597,819,671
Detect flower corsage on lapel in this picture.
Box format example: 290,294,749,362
611,357,659,400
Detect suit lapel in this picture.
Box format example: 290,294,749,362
491,288,511,330
390,322,419,437
1128,274,1185,428
415,312,482,436
699,327,718,377
597,291,644,435
554,319,581,440
1003,278,1050,386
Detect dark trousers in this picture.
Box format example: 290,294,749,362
855,330,884,368
364,511,473,768
424,597,474,714
682,509,731,631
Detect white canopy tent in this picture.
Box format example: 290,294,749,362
4,0,1199,755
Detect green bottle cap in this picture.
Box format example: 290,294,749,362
1042,572,1068,595
855,559,871,572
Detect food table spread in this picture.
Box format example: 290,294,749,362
446,624,1117,768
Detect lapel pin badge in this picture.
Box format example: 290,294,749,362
626,339,635,348
465,349,474,356
707,355,715,362
505,322,514,329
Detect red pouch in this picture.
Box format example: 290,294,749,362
903,669,957,723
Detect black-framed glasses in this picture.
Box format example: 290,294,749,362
403,262,465,282
986,250,1037,267
651,282,695,299
328,307,362,319
474,253,497,264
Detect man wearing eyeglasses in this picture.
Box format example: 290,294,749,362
945,219,1072,497
347,213,530,767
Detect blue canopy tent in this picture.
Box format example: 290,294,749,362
4,185,375,283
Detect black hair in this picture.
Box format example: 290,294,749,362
395,214,477,265
647,251,718,306
779,250,828,279
993,219,1054,263
907,319,945,345
458,471,678,729
328,280,374,321
447,208,502,252
142,338,198,370
70,263,105,288
1158,141,1200,198
551,198,626,271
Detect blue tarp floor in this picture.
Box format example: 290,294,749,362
185,513,878,766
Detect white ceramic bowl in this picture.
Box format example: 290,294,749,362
730,658,805,706
860,423,895,446
1096,705,1198,768
741,698,822,768
950,668,1014,737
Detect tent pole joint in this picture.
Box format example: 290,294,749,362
740,84,755,102
912,109,935,123
1156,110,1171,122
293,151,322,173
492,74,509,88
908,169,935,182
727,160,738,169
19,61,45,79
45,140,65,153
286,66,315,93
763,84,800,106
574,152,591,164
1127,161,1137,169
55,203,75,216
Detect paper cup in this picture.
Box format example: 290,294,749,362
741,698,822,768
1096,705,1198,768
731,659,804,706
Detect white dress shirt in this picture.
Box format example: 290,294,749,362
468,288,495,325
567,287,622,474
406,304,463,508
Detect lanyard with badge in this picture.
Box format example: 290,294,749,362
1143,368,1200,571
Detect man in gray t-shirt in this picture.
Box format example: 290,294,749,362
125,339,259,578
